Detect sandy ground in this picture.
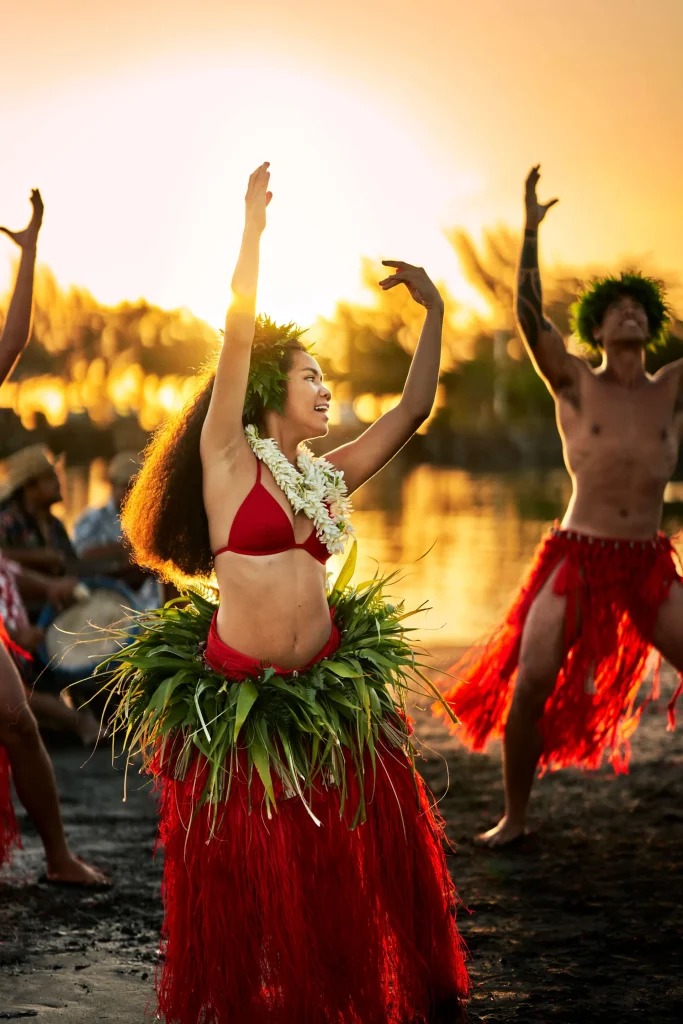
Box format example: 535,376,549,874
1,647,682,1022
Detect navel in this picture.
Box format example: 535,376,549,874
591,424,601,435
619,509,629,519
661,427,668,441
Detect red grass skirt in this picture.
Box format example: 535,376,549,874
434,527,683,773
151,615,469,1024
0,614,21,867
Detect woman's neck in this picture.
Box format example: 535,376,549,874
259,418,306,465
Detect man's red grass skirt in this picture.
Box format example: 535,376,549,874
0,614,21,867
434,528,683,774
150,622,469,1024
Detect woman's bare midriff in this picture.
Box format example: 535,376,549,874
214,549,332,669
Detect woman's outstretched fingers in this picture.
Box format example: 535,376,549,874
0,188,44,249
382,260,415,270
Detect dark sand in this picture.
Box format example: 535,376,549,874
1,649,682,1022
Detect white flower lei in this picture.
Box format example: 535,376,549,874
244,425,354,555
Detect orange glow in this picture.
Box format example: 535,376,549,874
3,2,682,332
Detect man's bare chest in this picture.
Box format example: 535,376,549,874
558,379,681,474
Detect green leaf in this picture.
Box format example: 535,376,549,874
234,680,259,741
329,538,357,599
249,732,275,803
324,660,362,679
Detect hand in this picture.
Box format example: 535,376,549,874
378,262,444,310
40,548,67,575
0,189,44,251
524,166,558,229
244,162,272,234
45,576,78,610
14,625,45,654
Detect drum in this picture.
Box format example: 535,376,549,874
37,576,141,685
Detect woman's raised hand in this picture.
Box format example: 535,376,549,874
379,261,443,310
244,162,273,234
0,189,44,251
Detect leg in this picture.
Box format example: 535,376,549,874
0,643,108,884
478,563,568,846
26,687,101,747
652,580,683,672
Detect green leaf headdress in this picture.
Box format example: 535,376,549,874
242,316,309,425
569,271,672,353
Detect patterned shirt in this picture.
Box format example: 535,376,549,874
0,498,76,562
73,498,122,555
73,498,162,610
0,554,29,633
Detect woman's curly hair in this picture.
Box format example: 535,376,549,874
121,322,308,588
569,271,672,353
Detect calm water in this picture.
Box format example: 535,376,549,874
57,460,683,647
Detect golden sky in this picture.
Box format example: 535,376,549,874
1,0,682,328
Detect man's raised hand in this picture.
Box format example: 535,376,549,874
0,189,44,251
524,166,558,229
379,262,443,310
244,162,272,234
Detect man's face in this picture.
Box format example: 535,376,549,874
594,294,649,348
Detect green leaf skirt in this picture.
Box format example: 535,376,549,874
92,543,456,827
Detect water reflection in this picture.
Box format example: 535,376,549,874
57,462,683,647
328,466,572,645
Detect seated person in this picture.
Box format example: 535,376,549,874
0,444,76,621
0,552,100,745
74,451,163,609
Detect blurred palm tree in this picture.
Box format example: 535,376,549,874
446,226,581,338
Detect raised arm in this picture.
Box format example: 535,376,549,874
200,163,272,460
327,262,444,494
0,190,44,386
516,166,578,396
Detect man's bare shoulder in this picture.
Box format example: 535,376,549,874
652,357,683,383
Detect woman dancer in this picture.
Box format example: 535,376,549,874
101,163,469,1023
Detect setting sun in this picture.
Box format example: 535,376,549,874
0,61,485,333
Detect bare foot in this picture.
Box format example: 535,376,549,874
475,816,529,847
45,853,110,887
76,710,101,748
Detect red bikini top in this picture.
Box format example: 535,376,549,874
213,459,331,565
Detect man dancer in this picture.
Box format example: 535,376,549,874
436,166,683,846
0,189,107,884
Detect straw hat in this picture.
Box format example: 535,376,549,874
108,450,142,486
0,444,59,502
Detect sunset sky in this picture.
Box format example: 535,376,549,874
1,0,682,330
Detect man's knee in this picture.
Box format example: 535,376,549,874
513,658,560,719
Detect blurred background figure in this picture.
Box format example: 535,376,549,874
0,444,76,622
0,549,100,746
74,450,163,609
0,442,99,740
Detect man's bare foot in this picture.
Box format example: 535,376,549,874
44,853,110,887
475,815,529,847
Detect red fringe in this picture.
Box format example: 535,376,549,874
434,528,682,774
0,746,20,868
0,615,21,868
153,746,468,1024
